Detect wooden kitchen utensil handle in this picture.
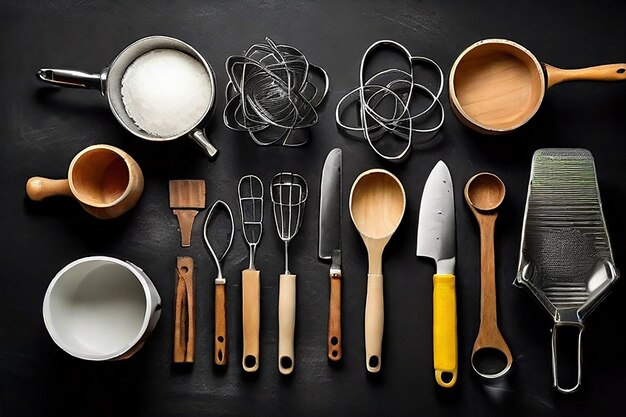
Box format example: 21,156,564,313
365,273,383,373
471,212,513,378
433,274,457,387
328,269,342,361
173,209,199,247
278,273,296,375
26,177,72,201
545,63,626,88
242,269,260,372
215,283,227,365
174,257,195,363
478,215,498,329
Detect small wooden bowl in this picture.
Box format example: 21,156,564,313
449,39,545,134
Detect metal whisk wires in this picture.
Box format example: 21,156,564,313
238,175,264,269
270,173,308,274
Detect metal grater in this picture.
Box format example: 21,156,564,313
515,148,619,393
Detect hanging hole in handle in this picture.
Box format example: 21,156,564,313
368,356,379,369
217,349,223,362
617,68,625,74
471,347,511,378
330,336,339,346
280,356,293,370
331,350,338,358
440,372,454,384
217,336,224,343
244,355,257,369
180,266,189,273
552,323,584,393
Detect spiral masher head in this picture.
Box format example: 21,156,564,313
270,172,308,274
238,175,264,269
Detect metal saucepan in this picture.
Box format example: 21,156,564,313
449,38,626,134
37,35,218,158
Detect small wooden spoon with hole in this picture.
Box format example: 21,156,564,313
350,169,406,373
464,172,512,379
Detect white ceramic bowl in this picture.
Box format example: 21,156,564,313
43,256,161,360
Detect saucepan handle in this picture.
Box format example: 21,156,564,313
189,129,218,159
37,68,105,92
545,63,626,88
551,321,584,394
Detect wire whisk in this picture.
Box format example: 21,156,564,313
224,37,329,147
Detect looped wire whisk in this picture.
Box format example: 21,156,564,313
224,37,329,147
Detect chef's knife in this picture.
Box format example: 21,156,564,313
416,160,457,387
319,148,343,361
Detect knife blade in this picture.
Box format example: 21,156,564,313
318,148,342,361
416,160,457,388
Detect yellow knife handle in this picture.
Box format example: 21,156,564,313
433,274,457,387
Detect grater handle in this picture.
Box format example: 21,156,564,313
551,321,584,394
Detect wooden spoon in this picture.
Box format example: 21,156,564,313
464,173,513,379
349,169,406,373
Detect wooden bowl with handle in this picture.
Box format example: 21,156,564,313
449,38,626,134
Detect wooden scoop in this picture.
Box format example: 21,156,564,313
169,180,206,247
464,172,512,379
450,38,626,134
349,169,406,373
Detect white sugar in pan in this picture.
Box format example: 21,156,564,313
121,49,213,138
37,36,219,158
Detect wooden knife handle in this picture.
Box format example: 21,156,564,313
215,283,227,365
242,269,260,372
278,273,296,375
174,256,195,363
328,269,342,361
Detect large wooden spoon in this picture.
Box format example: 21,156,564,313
464,172,513,379
350,169,406,373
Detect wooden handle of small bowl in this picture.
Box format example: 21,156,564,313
365,273,384,373
214,283,227,365
545,63,626,88
328,269,342,361
278,273,296,375
174,257,195,363
26,177,72,201
242,269,260,372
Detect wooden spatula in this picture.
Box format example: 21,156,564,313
169,180,206,247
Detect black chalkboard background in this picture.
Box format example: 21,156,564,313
1,1,625,416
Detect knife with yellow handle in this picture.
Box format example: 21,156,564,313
416,160,458,388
